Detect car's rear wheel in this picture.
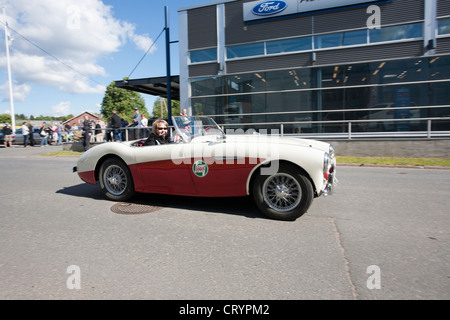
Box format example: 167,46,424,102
252,164,313,221
99,158,135,201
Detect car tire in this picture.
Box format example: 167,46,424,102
252,164,314,221
99,157,135,201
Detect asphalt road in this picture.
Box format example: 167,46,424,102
0,145,449,301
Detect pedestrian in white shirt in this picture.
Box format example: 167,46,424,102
21,122,30,148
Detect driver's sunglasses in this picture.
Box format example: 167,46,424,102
157,127,168,130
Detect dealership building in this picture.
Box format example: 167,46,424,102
172,0,450,135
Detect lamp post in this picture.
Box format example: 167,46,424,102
165,6,173,126
3,7,15,133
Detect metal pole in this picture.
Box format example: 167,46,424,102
3,7,15,133
165,6,172,125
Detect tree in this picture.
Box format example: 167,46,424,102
100,79,147,122
152,97,180,119
0,114,11,123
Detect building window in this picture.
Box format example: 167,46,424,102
343,30,367,46
369,22,423,43
227,43,265,59
189,56,450,133
316,33,343,49
266,37,312,54
438,18,450,35
190,48,217,63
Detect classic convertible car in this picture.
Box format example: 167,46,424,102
74,116,336,221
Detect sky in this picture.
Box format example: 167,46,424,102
0,0,210,119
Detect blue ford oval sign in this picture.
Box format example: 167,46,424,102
252,1,288,16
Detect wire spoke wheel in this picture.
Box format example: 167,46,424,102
252,164,313,221
263,173,302,212
104,164,128,196
99,158,135,201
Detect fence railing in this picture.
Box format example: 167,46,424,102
218,117,450,140
71,104,450,142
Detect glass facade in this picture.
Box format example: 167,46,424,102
190,22,423,63
190,55,450,133
438,18,450,35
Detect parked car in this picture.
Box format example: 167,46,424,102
13,128,43,145
74,116,336,221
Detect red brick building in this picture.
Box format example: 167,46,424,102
63,111,102,129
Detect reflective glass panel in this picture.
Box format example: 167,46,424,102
370,23,422,43
190,48,217,63
191,77,224,97
266,37,312,54
227,43,265,59
438,18,450,35
315,33,343,49
343,30,367,46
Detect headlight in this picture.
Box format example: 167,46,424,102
329,145,335,158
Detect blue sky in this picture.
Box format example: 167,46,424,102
0,0,209,118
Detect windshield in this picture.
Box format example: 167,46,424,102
172,116,224,143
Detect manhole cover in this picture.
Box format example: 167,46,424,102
110,203,162,215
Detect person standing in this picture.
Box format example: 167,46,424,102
28,122,35,147
95,120,104,143
132,107,142,139
82,115,92,152
39,123,49,147
110,110,122,142
2,122,13,148
21,122,30,148
141,113,148,136
57,122,64,145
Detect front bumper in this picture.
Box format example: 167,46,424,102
321,151,337,197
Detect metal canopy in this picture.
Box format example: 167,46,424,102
114,75,180,100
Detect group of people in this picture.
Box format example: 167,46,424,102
105,109,149,143
37,122,66,147
1,121,66,148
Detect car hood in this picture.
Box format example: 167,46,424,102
191,134,331,153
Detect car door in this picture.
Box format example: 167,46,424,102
186,138,263,197
133,144,197,196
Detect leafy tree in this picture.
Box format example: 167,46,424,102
100,79,147,122
0,114,11,123
152,97,180,119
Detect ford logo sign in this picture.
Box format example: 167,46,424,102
252,1,288,16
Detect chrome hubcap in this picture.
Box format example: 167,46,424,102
263,173,301,212
104,165,127,196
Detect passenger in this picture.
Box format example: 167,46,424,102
143,119,171,146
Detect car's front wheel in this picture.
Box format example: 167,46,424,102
252,164,313,221
98,157,135,201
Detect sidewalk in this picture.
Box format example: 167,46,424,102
0,144,65,158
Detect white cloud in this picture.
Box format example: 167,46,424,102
131,33,157,53
51,101,72,116
0,0,154,95
0,81,32,102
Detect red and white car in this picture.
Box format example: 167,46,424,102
74,116,336,221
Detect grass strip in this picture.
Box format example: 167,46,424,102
337,156,450,167
41,151,83,156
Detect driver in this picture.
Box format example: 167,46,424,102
143,119,171,146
